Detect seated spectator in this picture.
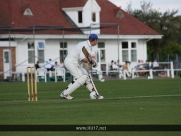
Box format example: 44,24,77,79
137,60,146,76
44,59,54,71
35,61,41,69
152,58,162,75
143,60,151,76
59,60,64,68
49,59,54,66
54,61,59,70
110,60,114,70
112,61,119,70
122,61,131,77
137,60,145,69
144,60,150,70
153,58,162,69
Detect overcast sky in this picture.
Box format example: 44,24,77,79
108,0,181,16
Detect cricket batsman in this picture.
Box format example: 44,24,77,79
60,34,104,100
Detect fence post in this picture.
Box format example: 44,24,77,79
106,63,108,76
119,68,122,79
98,71,103,80
170,61,174,78
149,69,153,79
131,70,134,78
123,70,126,80
22,72,25,82
176,54,178,76
167,69,170,77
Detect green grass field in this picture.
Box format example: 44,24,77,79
0,78,181,136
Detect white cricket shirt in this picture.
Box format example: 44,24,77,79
66,40,95,64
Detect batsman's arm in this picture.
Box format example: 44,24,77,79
81,58,97,68
81,46,98,68
81,56,95,63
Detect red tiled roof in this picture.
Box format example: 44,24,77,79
0,0,160,35
0,0,11,27
97,0,159,35
0,0,80,34
60,0,87,8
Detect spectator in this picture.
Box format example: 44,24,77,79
137,60,146,76
44,59,54,71
122,61,131,77
35,61,41,69
144,60,150,70
110,60,114,70
137,60,145,69
153,58,162,75
153,58,162,69
59,60,64,68
112,61,119,70
48,59,54,66
143,60,151,77
54,61,59,70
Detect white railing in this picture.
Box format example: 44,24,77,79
102,61,181,80
0,70,66,82
119,61,181,80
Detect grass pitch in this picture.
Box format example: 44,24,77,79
0,78,181,136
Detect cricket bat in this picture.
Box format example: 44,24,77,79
82,46,93,64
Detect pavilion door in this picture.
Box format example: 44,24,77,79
3,50,11,79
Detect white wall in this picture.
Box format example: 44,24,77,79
137,40,147,62
44,40,60,62
0,41,17,47
14,38,148,73
105,40,119,64
15,40,29,72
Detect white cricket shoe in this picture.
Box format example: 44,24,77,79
97,95,104,99
60,93,74,100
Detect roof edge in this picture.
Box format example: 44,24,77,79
0,34,163,39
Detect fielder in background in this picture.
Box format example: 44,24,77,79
60,34,104,100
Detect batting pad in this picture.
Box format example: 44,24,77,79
85,83,94,93
63,81,75,91
85,78,95,93
63,75,88,95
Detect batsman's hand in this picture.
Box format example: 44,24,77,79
82,63,91,70
92,59,98,68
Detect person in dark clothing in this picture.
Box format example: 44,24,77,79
35,61,41,69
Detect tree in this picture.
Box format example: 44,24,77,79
126,1,181,60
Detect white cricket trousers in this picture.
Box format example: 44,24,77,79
64,57,88,79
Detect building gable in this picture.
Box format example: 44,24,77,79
116,9,124,18
23,8,33,16
62,0,101,34
84,0,101,11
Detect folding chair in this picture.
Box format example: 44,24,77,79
36,68,47,82
55,68,65,82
